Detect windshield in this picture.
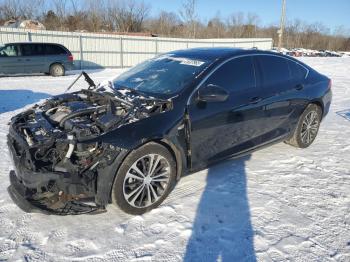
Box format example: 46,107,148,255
113,54,210,95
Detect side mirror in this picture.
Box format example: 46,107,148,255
198,84,229,102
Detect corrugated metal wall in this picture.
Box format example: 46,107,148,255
0,27,273,69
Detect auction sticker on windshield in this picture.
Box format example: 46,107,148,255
155,54,206,67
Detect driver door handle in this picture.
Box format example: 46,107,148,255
250,97,262,104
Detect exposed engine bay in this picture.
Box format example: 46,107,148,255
7,72,172,214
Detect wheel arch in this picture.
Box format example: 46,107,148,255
103,139,184,205
123,138,185,181
310,100,324,118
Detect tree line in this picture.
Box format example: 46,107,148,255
0,0,349,51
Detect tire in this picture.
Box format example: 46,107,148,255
111,142,176,215
49,63,65,77
285,104,322,148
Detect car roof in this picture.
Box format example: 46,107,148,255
168,47,279,61
4,42,64,46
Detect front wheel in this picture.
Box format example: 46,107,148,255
285,104,322,148
111,142,176,215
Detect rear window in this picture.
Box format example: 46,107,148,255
45,44,67,55
21,44,45,56
288,60,307,80
256,55,290,87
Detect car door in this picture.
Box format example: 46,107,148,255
0,44,23,74
20,43,46,73
188,56,265,169
254,55,298,141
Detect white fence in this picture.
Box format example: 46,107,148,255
0,27,273,69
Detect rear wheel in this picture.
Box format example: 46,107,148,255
111,142,176,215
49,63,65,77
285,104,322,148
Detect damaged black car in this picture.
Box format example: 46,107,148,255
7,48,332,215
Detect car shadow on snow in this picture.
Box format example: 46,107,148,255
184,155,256,261
0,90,51,113
336,109,350,121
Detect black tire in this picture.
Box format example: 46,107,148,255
49,63,65,77
285,104,322,148
111,142,176,215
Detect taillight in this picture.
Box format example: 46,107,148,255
68,54,73,62
328,79,332,89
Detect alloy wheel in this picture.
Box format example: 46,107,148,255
123,154,171,208
301,110,319,144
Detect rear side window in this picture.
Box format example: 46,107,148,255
288,60,307,80
256,55,290,87
205,56,256,92
45,44,67,55
21,44,45,56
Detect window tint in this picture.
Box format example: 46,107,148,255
288,60,307,80
21,44,46,56
45,44,66,55
204,56,255,92
0,45,19,57
256,55,291,88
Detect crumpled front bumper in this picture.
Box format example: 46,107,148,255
7,133,106,215
8,170,51,214
8,171,105,215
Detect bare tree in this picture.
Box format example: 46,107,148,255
179,0,197,38
227,12,245,37
106,0,150,32
146,11,181,37
0,0,20,20
207,12,226,38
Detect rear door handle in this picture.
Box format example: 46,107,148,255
295,84,304,90
250,97,262,104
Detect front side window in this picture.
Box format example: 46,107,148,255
204,56,256,92
113,54,210,95
0,45,19,57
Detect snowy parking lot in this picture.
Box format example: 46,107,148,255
0,58,349,261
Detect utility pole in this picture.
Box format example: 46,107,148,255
278,0,286,52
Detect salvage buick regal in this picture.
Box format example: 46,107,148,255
7,48,332,215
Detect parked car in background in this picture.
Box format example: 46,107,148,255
7,48,332,215
0,42,74,76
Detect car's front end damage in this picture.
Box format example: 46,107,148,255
7,83,173,215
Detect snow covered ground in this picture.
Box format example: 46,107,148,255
0,58,349,261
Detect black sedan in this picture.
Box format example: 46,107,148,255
7,48,332,215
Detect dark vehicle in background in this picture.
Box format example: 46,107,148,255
7,48,332,215
0,42,74,76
